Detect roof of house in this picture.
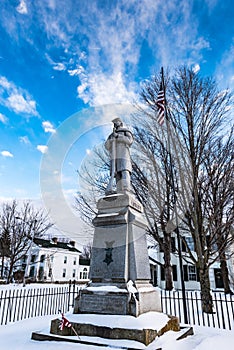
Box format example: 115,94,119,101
33,237,81,253
79,258,90,266
149,255,159,265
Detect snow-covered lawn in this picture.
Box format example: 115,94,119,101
0,313,233,350
0,283,74,290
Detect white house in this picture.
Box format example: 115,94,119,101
148,233,234,291
16,237,90,283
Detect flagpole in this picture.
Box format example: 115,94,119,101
161,67,188,324
71,325,80,340
59,312,80,340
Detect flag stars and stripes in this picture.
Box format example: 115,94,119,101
59,313,72,331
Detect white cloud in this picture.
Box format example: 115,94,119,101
7,94,36,115
68,65,85,76
1,150,13,158
67,0,210,106
0,113,8,124
19,135,30,144
37,145,48,154
0,77,11,89
16,0,28,15
193,64,200,74
42,121,56,133
77,70,138,106
0,76,38,116
45,54,68,72
3,1,213,107
53,62,66,71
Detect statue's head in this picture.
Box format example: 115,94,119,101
112,117,123,128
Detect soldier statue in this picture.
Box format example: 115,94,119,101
105,118,133,194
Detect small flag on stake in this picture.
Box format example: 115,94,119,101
156,81,165,125
59,313,72,331
59,313,80,340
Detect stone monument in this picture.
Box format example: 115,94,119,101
74,117,161,316
33,118,183,348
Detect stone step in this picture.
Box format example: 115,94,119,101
31,331,146,349
49,312,180,346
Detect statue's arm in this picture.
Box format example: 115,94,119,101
116,131,133,146
105,134,115,151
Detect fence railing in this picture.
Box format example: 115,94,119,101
0,283,80,325
1,284,234,331
161,290,234,330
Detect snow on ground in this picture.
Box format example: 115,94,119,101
0,313,234,350
0,283,63,291
65,311,170,330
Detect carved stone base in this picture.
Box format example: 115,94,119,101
75,192,162,317
74,284,161,317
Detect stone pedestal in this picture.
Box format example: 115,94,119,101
74,192,161,316
33,312,182,347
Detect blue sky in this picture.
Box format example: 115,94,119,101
0,0,233,238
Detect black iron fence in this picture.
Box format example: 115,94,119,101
161,289,234,330
1,283,234,331
0,282,80,325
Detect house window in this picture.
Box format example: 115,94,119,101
72,269,76,278
159,237,176,253
31,255,36,263
83,268,88,279
185,237,194,251
64,256,67,264
160,266,165,281
50,256,54,263
188,265,197,281
183,265,188,281
48,268,52,277
62,269,66,278
22,255,27,263
38,267,44,281
161,265,177,281
40,255,45,263
181,238,187,252
171,237,176,253
172,265,177,281
73,257,77,265
29,266,35,278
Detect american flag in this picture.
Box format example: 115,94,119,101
156,82,165,125
59,313,72,331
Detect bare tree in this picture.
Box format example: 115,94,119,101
201,130,234,294
75,144,109,226
131,126,178,291
81,241,93,259
0,226,11,279
140,66,233,312
169,66,232,311
0,200,54,283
